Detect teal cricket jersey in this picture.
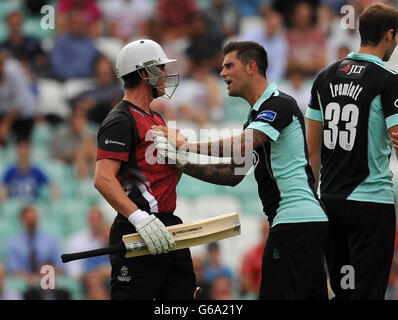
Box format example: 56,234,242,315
243,83,328,227
305,52,398,204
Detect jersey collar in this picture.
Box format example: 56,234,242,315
346,52,384,67
252,82,279,111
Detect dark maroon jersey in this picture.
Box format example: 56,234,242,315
97,100,178,213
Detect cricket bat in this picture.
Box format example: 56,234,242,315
61,212,241,263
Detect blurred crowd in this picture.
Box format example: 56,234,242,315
1,0,398,300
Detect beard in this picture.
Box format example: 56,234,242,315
383,41,397,61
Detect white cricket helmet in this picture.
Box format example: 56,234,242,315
116,39,179,99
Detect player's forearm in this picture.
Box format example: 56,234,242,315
183,162,244,186
187,135,247,158
94,174,138,218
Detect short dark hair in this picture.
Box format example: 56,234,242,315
222,41,268,78
121,70,142,89
359,3,398,46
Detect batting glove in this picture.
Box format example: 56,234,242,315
154,135,189,167
128,209,175,255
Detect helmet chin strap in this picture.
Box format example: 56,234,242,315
152,87,158,99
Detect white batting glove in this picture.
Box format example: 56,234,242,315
128,209,175,255
154,135,189,167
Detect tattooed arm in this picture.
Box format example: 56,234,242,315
183,162,244,186
152,126,268,158
181,129,268,186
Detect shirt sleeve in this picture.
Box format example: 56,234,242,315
97,114,133,162
34,167,50,185
247,101,293,142
2,168,13,184
305,75,323,122
381,74,398,129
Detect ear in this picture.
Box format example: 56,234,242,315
246,60,257,76
386,28,395,42
140,68,148,78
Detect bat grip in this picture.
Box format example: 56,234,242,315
61,242,126,263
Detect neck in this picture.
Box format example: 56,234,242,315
123,87,153,112
358,45,385,60
26,228,36,238
10,33,22,43
246,78,269,107
18,163,29,172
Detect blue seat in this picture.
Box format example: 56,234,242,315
240,195,264,216
56,275,84,300
52,199,91,234
223,96,249,122
177,174,218,199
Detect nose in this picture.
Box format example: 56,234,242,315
220,67,226,79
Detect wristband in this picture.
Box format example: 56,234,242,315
128,209,150,226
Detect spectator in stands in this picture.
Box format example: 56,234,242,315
326,1,361,65
229,0,270,17
316,2,337,35
0,263,21,300
82,269,110,300
157,0,198,40
192,255,210,296
50,107,97,179
273,0,319,26
278,65,312,116
239,6,288,82
100,0,154,42
209,275,235,300
185,12,224,75
70,55,124,126
239,219,269,299
204,0,240,41
285,1,327,77
5,205,63,284
56,0,102,36
336,45,351,60
0,51,36,146
65,207,110,280
140,16,190,79
202,242,234,290
172,59,224,126
0,140,58,202
50,10,99,81
0,10,48,77
23,0,49,16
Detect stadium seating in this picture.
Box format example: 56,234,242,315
176,174,219,199
223,96,250,123
51,198,91,235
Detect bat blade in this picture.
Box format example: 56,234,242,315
123,212,241,258
61,212,241,262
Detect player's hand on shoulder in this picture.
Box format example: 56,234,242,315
152,128,188,167
128,209,175,255
152,126,187,149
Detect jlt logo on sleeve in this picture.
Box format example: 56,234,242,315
336,60,368,80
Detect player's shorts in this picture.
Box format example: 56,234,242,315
109,212,196,300
322,199,396,300
259,221,329,300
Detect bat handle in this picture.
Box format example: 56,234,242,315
61,242,126,263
